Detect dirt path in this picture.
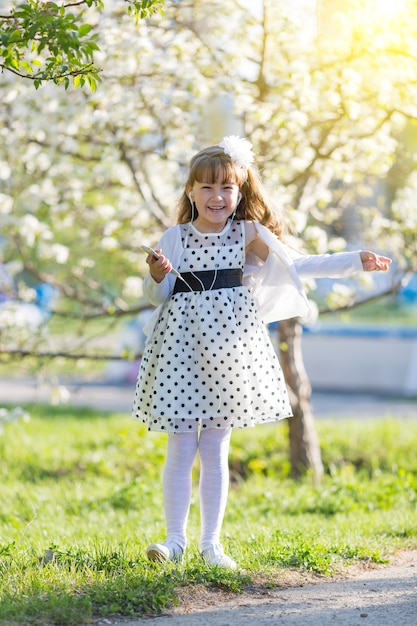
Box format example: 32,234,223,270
93,550,417,626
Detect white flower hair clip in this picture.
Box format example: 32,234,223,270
218,135,255,169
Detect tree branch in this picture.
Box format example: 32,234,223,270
117,141,172,230
0,63,98,81
318,272,408,316
0,349,141,361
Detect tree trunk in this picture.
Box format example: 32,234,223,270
278,318,324,482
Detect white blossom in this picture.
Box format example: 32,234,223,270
96,204,116,220
101,236,119,250
38,243,69,264
122,276,143,299
0,161,11,180
0,193,13,213
19,215,52,246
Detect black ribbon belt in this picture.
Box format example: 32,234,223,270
173,268,243,294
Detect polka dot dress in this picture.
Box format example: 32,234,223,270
132,220,292,432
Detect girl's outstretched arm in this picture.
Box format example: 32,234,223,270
245,220,392,278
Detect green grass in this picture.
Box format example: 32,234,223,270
0,404,416,625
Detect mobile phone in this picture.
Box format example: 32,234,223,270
141,245,184,281
141,245,160,259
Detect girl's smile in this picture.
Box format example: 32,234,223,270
188,177,240,233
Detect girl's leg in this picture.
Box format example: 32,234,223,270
198,427,232,552
162,431,198,551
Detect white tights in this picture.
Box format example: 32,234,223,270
162,427,232,552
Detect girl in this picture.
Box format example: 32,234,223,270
132,136,391,569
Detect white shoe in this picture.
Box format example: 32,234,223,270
146,541,183,563
201,544,237,569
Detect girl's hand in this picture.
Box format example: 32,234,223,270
147,249,173,283
360,250,392,272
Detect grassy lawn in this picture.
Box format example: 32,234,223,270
0,404,416,624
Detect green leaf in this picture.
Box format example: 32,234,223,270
87,75,98,92
9,30,24,43
78,24,92,37
19,60,33,74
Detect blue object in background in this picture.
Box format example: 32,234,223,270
399,274,417,305
34,283,57,315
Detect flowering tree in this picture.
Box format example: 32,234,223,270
1,0,416,477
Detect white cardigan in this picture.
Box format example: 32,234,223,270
142,222,363,335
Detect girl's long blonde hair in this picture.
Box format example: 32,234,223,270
176,145,286,240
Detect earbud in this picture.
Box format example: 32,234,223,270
188,191,194,201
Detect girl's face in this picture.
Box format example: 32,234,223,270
188,174,241,233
